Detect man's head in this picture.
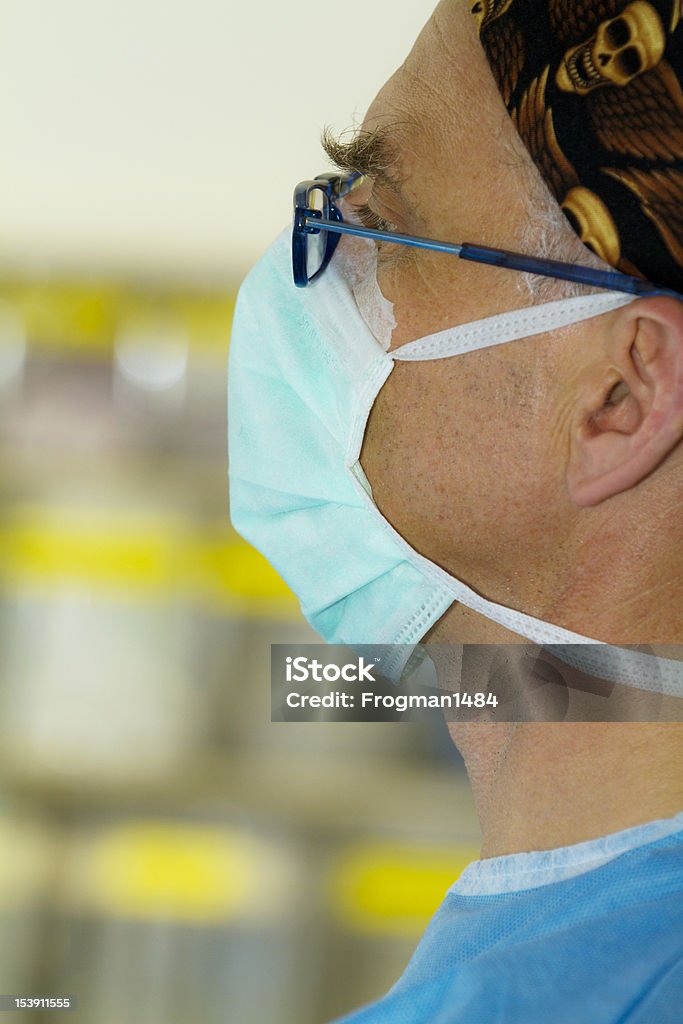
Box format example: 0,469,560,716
324,0,683,644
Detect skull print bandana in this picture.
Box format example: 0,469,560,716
473,0,683,292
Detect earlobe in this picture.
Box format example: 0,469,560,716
566,297,683,508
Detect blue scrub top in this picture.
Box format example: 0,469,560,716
334,814,683,1024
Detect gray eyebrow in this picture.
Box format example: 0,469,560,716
320,124,406,196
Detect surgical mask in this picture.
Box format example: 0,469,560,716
228,226,682,696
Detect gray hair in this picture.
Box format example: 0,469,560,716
512,147,612,304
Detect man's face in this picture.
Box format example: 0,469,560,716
349,0,580,631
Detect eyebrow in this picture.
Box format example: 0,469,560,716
320,124,406,196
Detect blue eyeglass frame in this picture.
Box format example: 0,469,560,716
292,170,682,299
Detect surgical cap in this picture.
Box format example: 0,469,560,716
473,0,683,292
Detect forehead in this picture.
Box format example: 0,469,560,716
356,1,541,340
363,3,499,143
361,2,528,238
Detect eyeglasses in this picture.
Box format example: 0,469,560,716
292,170,681,299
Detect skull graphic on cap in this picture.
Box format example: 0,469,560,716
470,0,515,33
556,0,665,94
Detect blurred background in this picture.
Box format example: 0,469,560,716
0,2,481,1021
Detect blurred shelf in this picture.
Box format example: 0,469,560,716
2,749,479,843
0,278,236,359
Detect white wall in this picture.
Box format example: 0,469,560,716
0,0,435,281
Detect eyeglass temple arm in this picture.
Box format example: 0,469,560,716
460,243,678,298
304,216,681,300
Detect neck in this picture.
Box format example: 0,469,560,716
451,722,683,858
544,496,683,646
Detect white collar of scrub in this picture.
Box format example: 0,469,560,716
450,810,683,896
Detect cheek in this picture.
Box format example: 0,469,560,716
359,354,559,584
361,360,440,489
360,360,489,566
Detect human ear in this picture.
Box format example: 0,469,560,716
566,297,683,508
